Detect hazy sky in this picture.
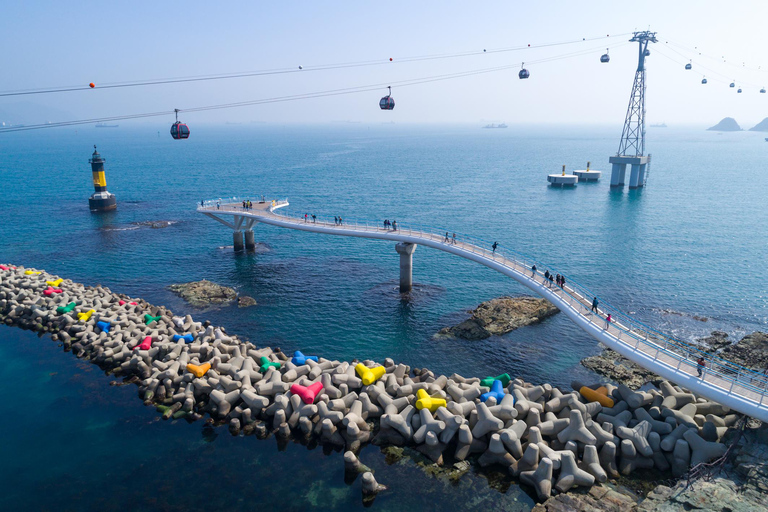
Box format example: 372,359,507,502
2,1,768,127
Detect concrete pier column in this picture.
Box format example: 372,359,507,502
395,242,417,293
629,164,645,188
629,163,646,189
610,163,626,187
233,231,244,252
244,229,255,251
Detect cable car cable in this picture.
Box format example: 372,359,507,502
0,32,632,97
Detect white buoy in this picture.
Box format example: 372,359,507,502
548,165,578,186
573,161,601,182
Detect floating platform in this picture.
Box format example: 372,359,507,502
547,174,578,186
573,169,601,182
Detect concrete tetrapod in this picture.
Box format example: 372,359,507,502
478,433,516,468
555,451,595,493
509,442,539,477
683,429,727,466
598,441,620,479
616,420,654,457
472,402,504,438
671,439,691,477
582,444,607,483
519,457,553,501
557,409,597,445
659,380,696,410
361,472,387,501
618,439,654,475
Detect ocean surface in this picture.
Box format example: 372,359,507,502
0,123,766,510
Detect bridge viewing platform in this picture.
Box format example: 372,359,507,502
198,197,768,422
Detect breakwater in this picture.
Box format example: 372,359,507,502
0,264,742,503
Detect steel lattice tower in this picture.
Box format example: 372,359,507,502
609,31,657,188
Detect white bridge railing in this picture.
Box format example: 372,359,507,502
199,200,768,418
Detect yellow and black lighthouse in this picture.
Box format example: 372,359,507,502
88,145,116,212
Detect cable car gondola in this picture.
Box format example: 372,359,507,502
729,81,735,88
518,63,530,79
685,60,692,70
379,86,395,110
644,49,651,57
170,109,189,140
761,88,766,94
600,49,610,63
738,88,742,93
701,77,708,84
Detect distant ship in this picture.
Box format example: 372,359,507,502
95,123,119,128
650,123,667,128
482,123,508,129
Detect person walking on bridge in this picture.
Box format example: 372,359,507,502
531,264,537,276
452,233,457,244
544,270,550,284
339,216,343,225
304,213,308,223
492,241,498,253
548,273,554,288
604,314,612,330
560,275,566,289
697,357,706,377
312,214,316,223
591,297,599,314
392,220,397,230
444,232,450,243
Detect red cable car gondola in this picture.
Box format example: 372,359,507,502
170,109,190,140
379,86,395,110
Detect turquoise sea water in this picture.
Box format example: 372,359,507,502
0,124,766,510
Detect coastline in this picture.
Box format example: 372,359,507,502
3,263,763,509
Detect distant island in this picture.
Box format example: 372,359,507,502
650,123,667,128
707,117,742,131
482,123,507,129
748,117,768,131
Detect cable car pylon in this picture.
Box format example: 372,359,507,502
608,30,657,189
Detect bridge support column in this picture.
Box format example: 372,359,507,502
233,230,244,252
395,242,417,293
244,229,255,251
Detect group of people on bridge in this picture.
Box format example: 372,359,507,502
242,200,253,210
383,219,398,231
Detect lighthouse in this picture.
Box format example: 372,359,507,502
88,145,116,212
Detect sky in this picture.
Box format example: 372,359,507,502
2,1,768,128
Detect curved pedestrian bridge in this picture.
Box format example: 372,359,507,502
199,198,768,422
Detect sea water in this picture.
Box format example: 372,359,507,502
0,124,765,510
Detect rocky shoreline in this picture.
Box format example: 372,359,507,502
0,264,762,508
437,296,559,340
581,331,768,390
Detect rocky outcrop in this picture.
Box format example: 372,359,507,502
717,332,768,370
169,280,237,307
532,484,638,511
580,346,659,388
707,117,742,131
437,296,559,340
237,296,257,308
748,117,768,132
581,331,768,387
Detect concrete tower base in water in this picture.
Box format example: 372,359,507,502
608,155,648,188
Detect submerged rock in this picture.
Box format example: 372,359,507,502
437,296,559,340
169,280,237,307
237,296,257,308
581,346,660,388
